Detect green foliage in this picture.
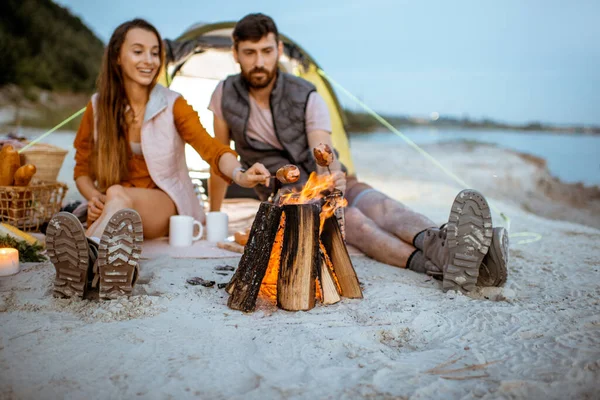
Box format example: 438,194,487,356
0,0,104,93
0,234,47,263
343,110,380,133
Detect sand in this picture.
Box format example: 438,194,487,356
1,131,599,399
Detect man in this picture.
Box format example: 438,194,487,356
208,13,508,293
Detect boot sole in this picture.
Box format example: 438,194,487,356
443,189,493,293
46,213,89,298
477,227,509,287
98,209,143,300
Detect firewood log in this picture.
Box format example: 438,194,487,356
277,204,320,311
321,216,363,298
227,202,283,312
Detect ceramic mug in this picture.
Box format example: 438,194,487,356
206,211,229,242
169,215,203,247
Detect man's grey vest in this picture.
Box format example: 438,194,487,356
221,72,317,200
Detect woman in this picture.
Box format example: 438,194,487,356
47,19,270,300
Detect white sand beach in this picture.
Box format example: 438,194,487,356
1,131,599,399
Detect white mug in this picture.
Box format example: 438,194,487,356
206,211,229,242
169,215,203,247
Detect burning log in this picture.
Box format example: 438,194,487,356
321,216,363,298
226,202,283,312
227,171,363,313
277,204,320,311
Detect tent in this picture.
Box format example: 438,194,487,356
158,22,355,189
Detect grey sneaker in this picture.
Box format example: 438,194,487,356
477,227,509,287
423,189,493,293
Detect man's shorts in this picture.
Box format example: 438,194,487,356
345,176,374,208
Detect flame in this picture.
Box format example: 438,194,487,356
279,172,335,205
278,171,347,233
259,213,285,303
319,194,347,233
315,278,323,303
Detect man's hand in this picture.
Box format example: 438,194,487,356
87,194,106,223
331,170,346,194
235,163,271,188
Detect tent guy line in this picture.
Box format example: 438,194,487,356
318,69,545,246
17,107,86,154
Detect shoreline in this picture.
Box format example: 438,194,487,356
350,139,600,231
348,124,600,136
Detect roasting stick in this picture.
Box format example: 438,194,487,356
313,144,346,239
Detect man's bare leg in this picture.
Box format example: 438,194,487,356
352,190,436,244
345,206,416,268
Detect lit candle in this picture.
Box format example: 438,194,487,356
0,248,19,276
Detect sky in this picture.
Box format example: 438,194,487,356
54,0,600,126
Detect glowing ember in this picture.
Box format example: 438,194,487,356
315,278,323,302
259,213,285,302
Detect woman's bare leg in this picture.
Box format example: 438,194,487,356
86,185,176,239
345,206,416,268
353,190,436,244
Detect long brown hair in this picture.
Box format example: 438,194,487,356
93,18,164,190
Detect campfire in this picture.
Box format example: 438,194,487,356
226,169,363,312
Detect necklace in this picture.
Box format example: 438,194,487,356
129,105,145,123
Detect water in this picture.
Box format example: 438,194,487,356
350,128,600,187
16,127,600,188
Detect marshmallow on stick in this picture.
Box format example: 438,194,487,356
275,164,300,184
313,143,334,173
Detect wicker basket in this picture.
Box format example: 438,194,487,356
0,180,68,232
19,143,69,182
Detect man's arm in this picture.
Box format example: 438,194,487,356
209,116,232,211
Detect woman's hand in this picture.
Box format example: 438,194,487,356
234,163,271,188
87,193,106,223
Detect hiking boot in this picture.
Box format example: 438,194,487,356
477,227,509,287
87,238,100,289
423,225,508,286
47,212,97,298
97,209,143,300
422,189,493,293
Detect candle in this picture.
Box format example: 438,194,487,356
0,248,19,276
